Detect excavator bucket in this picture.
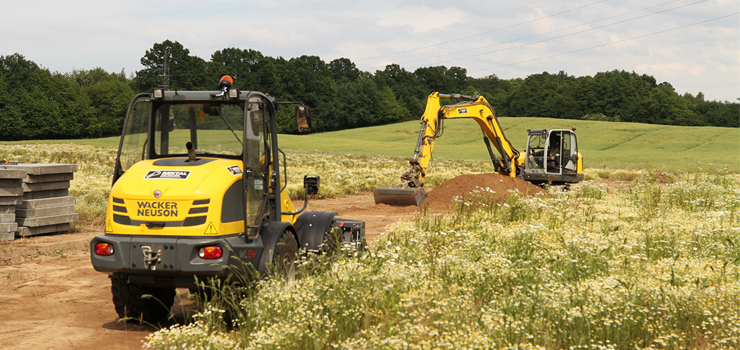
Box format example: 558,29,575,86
373,187,428,206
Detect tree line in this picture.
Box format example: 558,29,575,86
0,40,736,140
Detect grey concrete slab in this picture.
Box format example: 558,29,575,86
0,231,14,241
23,173,74,183
0,213,15,223
17,196,75,209
17,213,79,227
0,169,26,179
16,205,75,218
0,205,15,214
22,189,69,200
17,223,71,237
22,181,70,193
0,188,23,197
0,222,18,232
0,179,22,188
0,163,77,175
0,197,22,206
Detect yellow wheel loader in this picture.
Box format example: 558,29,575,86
90,76,365,322
373,92,584,206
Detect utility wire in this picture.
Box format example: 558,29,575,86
471,12,739,74
398,0,689,67
358,0,612,62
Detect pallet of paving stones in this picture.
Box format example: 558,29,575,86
0,164,78,240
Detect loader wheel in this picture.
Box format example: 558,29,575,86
111,274,175,323
273,230,298,276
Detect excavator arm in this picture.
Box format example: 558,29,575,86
374,92,522,206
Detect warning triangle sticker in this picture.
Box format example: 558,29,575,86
204,222,218,235
106,220,113,233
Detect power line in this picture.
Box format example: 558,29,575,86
397,0,689,67
471,12,739,74
357,0,612,62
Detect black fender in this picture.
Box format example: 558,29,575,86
294,211,337,252
256,221,295,275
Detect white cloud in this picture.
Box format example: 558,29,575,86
376,6,467,33
0,0,736,101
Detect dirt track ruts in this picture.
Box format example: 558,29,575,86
0,173,543,349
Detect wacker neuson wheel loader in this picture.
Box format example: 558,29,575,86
90,76,365,322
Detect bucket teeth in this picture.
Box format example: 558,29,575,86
372,187,427,206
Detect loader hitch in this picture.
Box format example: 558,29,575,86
141,245,162,270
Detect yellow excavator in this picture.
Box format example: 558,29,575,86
373,92,584,206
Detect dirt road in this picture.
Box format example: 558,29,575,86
0,194,414,350
0,174,543,349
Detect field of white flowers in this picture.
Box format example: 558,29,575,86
1,144,737,349
147,169,739,349
0,145,492,227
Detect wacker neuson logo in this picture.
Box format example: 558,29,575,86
144,170,191,179
137,201,178,217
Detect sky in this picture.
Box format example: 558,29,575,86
2,0,738,102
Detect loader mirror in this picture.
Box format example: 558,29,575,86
304,175,320,195
296,106,312,134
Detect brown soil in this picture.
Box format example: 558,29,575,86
0,173,542,349
423,173,544,213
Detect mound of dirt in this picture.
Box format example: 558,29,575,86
421,173,544,213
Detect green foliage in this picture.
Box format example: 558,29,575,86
1,46,737,141
507,70,581,120
582,113,621,122
136,40,209,92
67,68,135,137
0,54,135,140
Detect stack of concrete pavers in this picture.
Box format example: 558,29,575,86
0,169,25,241
0,164,78,239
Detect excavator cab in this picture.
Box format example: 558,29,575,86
521,128,583,186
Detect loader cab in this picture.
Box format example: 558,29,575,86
114,92,250,181
112,77,313,239
522,128,583,186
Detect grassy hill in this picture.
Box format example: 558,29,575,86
3,117,737,172
279,117,740,172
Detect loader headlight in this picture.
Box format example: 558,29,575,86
153,88,164,99
228,88,239,99
198,246,223,259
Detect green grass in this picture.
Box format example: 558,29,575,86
10,117,733,172
143,169,740,349
278,118,740,172
3,136,738,348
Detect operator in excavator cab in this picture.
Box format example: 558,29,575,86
547,135,561,171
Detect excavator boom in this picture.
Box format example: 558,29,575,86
373,92,520,206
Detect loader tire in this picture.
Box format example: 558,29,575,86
273,230,298,276
111,274,176,323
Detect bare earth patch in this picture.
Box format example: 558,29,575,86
0,173,544,349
